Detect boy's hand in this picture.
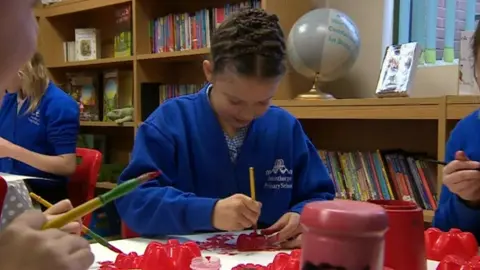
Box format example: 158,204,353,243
212,194,261,231
0,210,94,270
262,212,302,249
44,199,83,235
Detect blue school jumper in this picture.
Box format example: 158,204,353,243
116,84,335,236
0,82,79,195
433,110,480,242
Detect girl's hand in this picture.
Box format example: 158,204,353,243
43,199,83,235
262,212,302,249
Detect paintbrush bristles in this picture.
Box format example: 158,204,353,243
137,171,161,183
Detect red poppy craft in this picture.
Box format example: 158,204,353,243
98,239,201,270
424,228,478,262
236,232,270,251
436,255,480,270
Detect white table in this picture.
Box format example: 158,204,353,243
89,231,440,270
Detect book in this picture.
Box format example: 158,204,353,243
376,42,421,97
102,70,133,121
63,41,76,62
75,28,101,61
64,72,100,121
114,4,133,58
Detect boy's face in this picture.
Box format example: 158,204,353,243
0,0,38,91
203,61,281,129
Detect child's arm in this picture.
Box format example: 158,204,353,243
289,121,335,214
433,122,480,240
115,122,218,236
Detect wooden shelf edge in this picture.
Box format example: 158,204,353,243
273,97,441,107
42,0,132,17
81,121,135,127
96,182,117,189
47,56,133,68
423,210,434,223
137,48,210,61
446,95,480,105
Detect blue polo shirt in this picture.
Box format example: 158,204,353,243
0,81,79,187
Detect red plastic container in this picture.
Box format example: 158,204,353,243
300,200,388,270
368,200,427,270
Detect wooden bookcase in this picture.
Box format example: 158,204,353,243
34,0,480,224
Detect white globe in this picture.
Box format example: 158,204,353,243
287,8,361,82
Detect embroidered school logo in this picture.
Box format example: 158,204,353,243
28,110,41,125
264,159,293,190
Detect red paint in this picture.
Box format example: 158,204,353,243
437,255,480,270
196,233,237,255
236,232,268,251
232,249,301,270
148,171,161,179
98,240,201,269
424,228,478,262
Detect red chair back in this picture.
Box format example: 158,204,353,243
68,148,102,227
121,222,140,238
0,177,7,217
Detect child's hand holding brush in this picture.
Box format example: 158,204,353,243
443,151,480,207
43,199,83,235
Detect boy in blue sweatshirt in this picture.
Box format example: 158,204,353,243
433,23,480,241
116,8,335,248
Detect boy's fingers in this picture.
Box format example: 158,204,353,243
12,210,46,229
44,199,73,215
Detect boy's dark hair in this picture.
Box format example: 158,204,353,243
472,22,480,64
210,8,286,79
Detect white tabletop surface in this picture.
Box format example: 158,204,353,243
89,231,440,270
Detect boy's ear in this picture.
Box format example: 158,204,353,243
202,60,213,82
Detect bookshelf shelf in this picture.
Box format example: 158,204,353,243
42,0,132,17
446,95,480,120
274,98,440,120
46,56,134,69
80,121,135,127
136,48,210,62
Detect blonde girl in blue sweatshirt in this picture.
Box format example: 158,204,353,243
0,52,79,204
116,8,335,248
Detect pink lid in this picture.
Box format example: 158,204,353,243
368,199,418,211
301,200,388,234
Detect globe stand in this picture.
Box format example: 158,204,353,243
294,73,335,100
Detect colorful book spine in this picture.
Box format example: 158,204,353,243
317,149,439,211
148,0,261,53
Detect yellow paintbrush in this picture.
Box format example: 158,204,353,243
41,171,160,230
249,167,258,233
30,192,124,254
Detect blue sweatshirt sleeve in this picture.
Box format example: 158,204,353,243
45,94,79,155
115,122,218,236
289,121,335,214
433,121,480,240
